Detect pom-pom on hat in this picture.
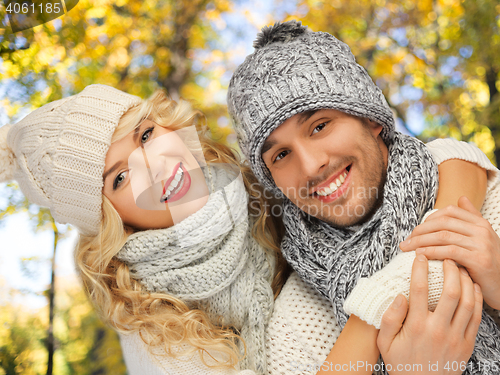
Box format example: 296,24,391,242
0,84,142,236
227,20,395,197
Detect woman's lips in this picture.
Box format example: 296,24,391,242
162,162,181,196
160,163,191,203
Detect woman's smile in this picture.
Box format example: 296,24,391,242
160,162,192,203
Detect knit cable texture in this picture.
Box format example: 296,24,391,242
117,139,500,375
116,165,275,374
280,132,437,328
344,138,500,329
343,251,444,328
227,20,395,197
280,132,500,374
0,84,142,235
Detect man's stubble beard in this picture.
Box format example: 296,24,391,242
313,136,387,229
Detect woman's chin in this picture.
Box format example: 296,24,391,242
169,194,209,224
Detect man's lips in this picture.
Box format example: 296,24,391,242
162,162,181,196
309,164,352,196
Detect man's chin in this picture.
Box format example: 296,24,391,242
301,198,383,229
319,214,368,229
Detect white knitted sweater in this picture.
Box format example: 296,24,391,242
119,139,500,375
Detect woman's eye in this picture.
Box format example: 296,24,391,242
141,127,154,143
274,150,289,163
312,122,327,135
113,171,128,190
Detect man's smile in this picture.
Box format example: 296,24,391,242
309,164,352,199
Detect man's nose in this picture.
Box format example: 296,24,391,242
296,143,328,178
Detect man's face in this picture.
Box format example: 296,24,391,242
261,109,388,227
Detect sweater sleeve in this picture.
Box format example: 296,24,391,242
426,138,499,191
343,252,444,328
265,272,341,375
343,138,498,329
119,274,343,375
119,332,256,375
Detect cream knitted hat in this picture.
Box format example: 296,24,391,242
0,84,142,236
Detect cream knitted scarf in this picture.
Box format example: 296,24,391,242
281,132,500,374
116,165,274,374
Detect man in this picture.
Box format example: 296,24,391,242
227,20,500,373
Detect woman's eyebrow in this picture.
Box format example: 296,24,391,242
103,161,123,182
133,121,146,143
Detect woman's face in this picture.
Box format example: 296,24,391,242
102,119,209,231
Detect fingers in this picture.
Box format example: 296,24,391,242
451,267,476,336
407,254,429,322
378,294,408,353
433,259,462,325
421,204,482,225
414,245,474,271
402,216,478,245
400,230,474,252
458,195,483,218
404,202,487,243
464,283,483,341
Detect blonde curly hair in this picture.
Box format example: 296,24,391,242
74,90,288,368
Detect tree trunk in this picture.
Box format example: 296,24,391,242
486,67,500,166
159,0,209,99
46,220,59,375
90,328,106,375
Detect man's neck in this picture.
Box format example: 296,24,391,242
378,136,389,169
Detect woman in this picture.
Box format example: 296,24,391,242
0,84,488,374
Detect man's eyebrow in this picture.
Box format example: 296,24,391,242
297,109,320,125
261,110,321,156
261,138,277,156
103,161,122,182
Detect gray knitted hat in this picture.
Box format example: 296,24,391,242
227,20,395,196
0,84,142,236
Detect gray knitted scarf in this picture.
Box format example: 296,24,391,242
116,165,274,374
281,132,500,374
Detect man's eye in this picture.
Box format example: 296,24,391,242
141,127,154,143
274,150,290,163
113,170,128,190
312,122,327,135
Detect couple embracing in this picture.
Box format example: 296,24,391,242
1,20,500,375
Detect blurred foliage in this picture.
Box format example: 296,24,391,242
0,0,243,373
281,0,500,165
0,0,237,145
0,276,126,375
1,0,499,373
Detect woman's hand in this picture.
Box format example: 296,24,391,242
400,195,500,309
377,255,482,375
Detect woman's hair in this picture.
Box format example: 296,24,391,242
74,90,288,368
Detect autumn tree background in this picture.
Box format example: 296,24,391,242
0,0,499,373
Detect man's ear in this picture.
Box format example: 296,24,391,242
365,118,383,138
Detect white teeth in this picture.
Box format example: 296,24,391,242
318,187,331,196
316,168,349,197
160,165,184,202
